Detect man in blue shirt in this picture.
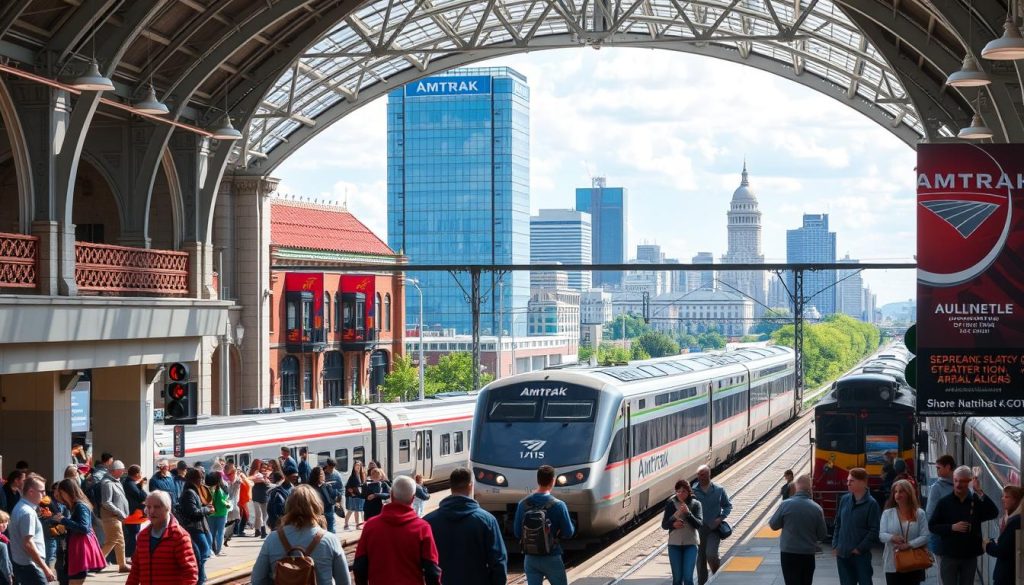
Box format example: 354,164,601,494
8,475,53,585
513,465,574,585
831,467,881,585
692,465,733,585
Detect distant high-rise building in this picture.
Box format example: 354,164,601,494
636,243,664,263
530,209,592,291
580,288,612,325
767,273,790,311
720,164,766,314
692,252,715,290
576,177,627,288
837,255,865,320
786,213,837,316
864,287,877,323
388,67,530,335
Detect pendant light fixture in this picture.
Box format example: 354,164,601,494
209,87,242,141
70,35,114,92
133,84,169,115
982,10,1024,60
958,93,993,139
949,0,991,86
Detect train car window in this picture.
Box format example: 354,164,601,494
238,453,251,471
399,440,411,463
543,401,594,421
353,446,365,466
454,432,464,453
335,449,349,472
488,401,537,421
318,451,331,464
818,414,858,451
638,399,646,410
440,434,451,456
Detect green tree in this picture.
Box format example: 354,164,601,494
635,331,681,358
675,333,698,349
425,352,493,392
771,316,881,388
380,354,420,402
578,344,595,362
631,344,651,360
697,328,726,349
604,314,650,340
596,342,631,364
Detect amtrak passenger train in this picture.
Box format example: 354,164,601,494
469,345,797,545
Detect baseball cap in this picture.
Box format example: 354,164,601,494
112,460,125,470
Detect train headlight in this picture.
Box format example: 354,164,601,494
473,467,508,487
554,467,589,487
495,475,507,486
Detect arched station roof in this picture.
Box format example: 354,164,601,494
0,0,1016,176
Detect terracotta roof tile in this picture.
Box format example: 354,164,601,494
270,200,396,257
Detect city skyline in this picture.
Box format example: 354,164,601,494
275,48,917,307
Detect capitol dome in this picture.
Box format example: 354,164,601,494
731,162,757,202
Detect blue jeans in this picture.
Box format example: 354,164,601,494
836,551,873,585
12,562,46,585
668,544,698,585
324,511,336,533
124,523,140,559
524,554,568,585
187,529,212,585
209,516,226,554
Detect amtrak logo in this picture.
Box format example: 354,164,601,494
521,440,547,451
917,146,1014,287
519,440,546,459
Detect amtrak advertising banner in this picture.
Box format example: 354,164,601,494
917,144,1024,415
405,75,491,97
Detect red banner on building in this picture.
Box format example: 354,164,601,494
341,274,376,340
917,144,1024,415
284,273,324,343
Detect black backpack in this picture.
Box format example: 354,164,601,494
520,499,558,556
84,475,105,517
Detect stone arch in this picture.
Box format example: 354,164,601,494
0,78,33,233
71,157,123,244
147,148,185,250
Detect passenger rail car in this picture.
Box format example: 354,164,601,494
469,346,797,545
812,347,918,527
154,395,475,485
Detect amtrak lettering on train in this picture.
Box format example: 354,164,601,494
470,345,797,547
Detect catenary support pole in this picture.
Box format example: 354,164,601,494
471,268,481,391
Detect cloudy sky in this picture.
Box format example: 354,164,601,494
275,48,918,306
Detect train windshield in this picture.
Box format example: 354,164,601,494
474,382,603,468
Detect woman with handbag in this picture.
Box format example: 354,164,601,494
52,479,105,585
662,479,703,585
985,485,1024,585
880,479,931,584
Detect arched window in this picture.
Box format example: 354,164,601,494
323,351,344,406
369,350,390,402
384,294,392,332
375,293,383,332
280,356,299,411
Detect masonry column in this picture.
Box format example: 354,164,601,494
233,176,275,412
0,372,72,482
90,366,155,477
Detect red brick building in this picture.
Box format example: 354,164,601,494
269,198,406,408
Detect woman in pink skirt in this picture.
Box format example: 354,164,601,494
53,479,106,585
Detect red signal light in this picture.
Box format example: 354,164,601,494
168,383,187,400
168,363,189,382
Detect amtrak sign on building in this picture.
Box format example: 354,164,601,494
406,75,491,97
917,144,1024,415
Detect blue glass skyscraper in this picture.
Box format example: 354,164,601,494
387,67,529,336
575,177,628,287
786,213,837,316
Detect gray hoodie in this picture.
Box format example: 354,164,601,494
769,491,828,554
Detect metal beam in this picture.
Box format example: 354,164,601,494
271,262,917,272
0,0,31,40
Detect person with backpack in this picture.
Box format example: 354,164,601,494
513,465,575,585
251,484,350,585
692,465,733,585
177,469,214,585
353,476,441,585
267,471,296,531
425,468,507,585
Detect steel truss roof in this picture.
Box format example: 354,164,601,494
0,0,1017,176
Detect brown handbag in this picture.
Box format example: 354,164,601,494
894,513,933,573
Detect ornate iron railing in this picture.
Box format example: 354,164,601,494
0,232,39,289
75,242,189,296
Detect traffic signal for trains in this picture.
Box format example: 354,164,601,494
164,362,197,425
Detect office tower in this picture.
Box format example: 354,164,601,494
837,254,865,320
636,243,664,263
575,177,628,288
786,213,837,316
388,67,529,335
692,252,715,291
720,164,766,314
530,209,592,291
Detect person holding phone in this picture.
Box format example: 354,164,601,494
663,480,703,585
928,466,998,585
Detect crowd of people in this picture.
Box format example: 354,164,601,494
1,448,1020,585
767,455,1019,585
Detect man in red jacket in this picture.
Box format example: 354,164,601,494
354,475,441,585
126,491,198,585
